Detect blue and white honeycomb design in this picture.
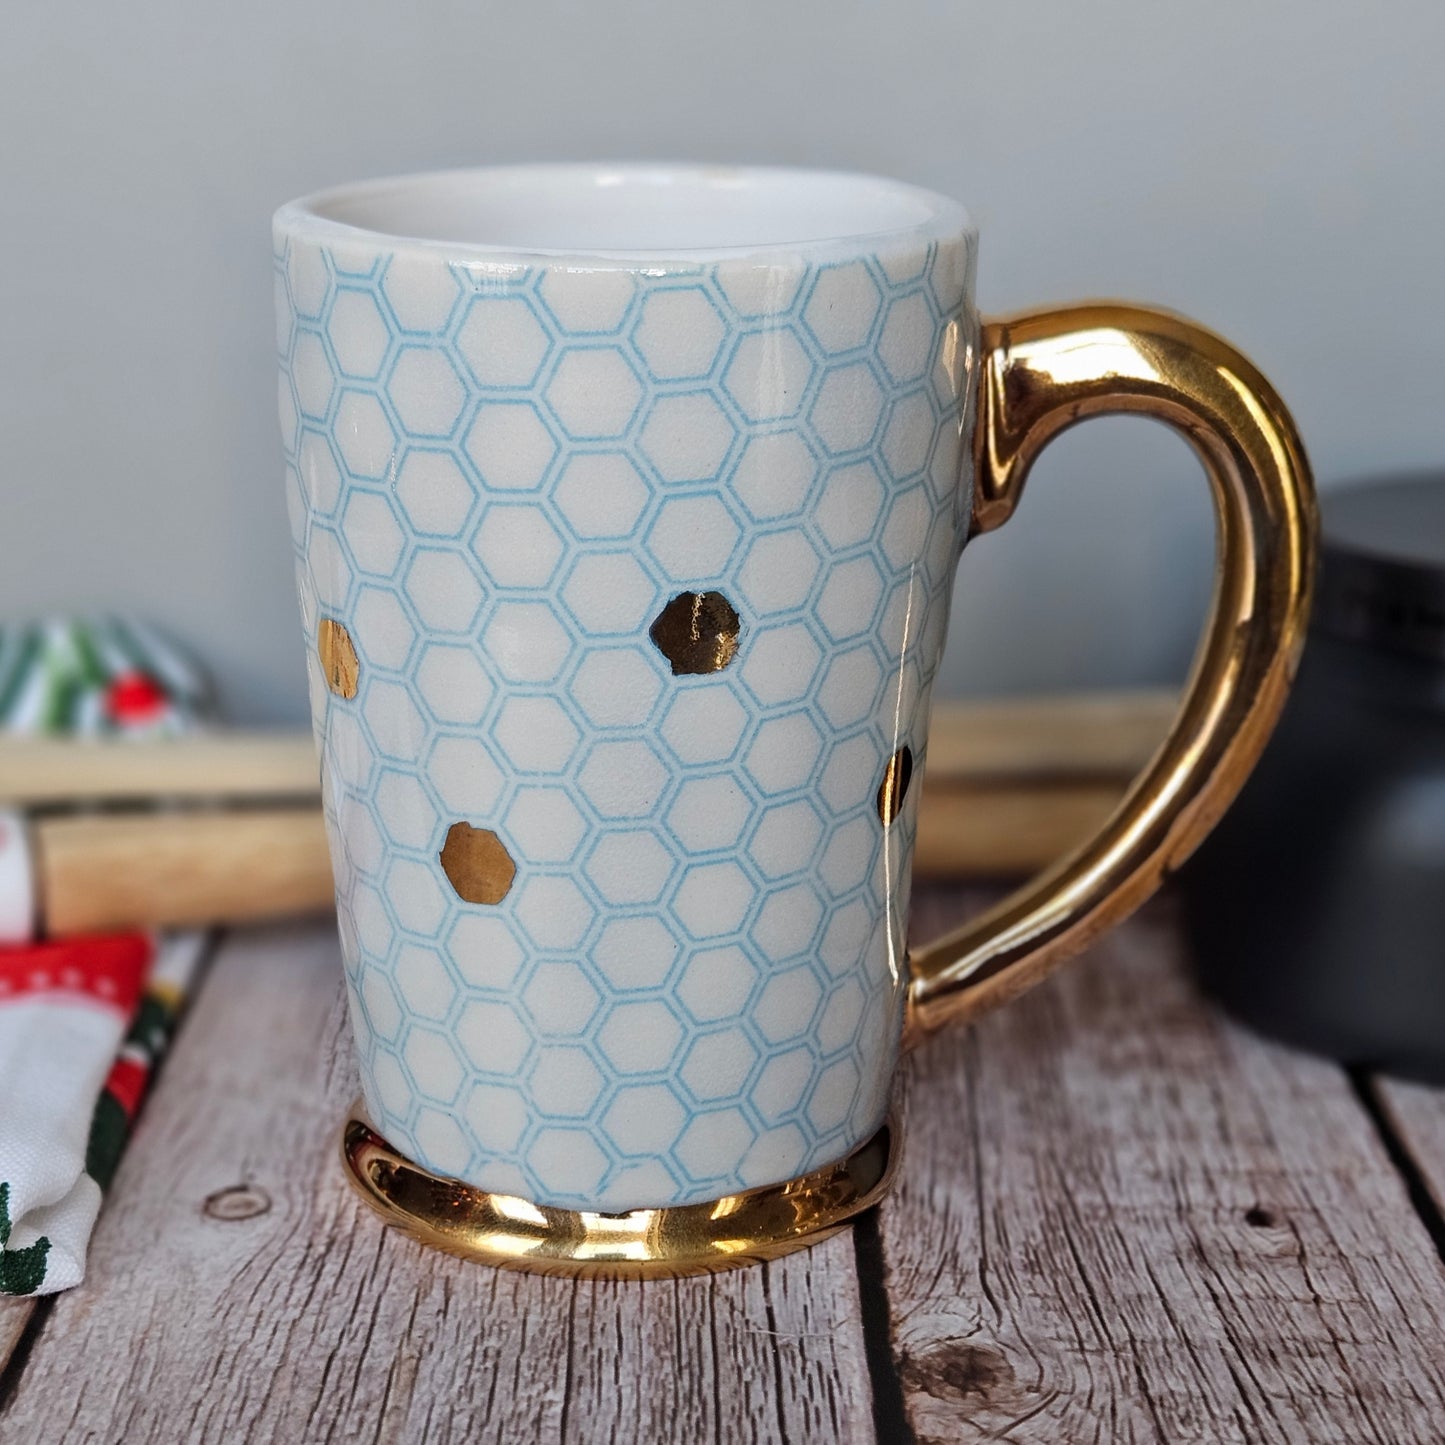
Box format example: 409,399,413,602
276,224,977,1210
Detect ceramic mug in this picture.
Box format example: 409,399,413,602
273,164,1314,1274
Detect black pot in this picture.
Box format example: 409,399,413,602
1182,473,1445,1081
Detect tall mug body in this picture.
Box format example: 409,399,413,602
275,165,1314,1273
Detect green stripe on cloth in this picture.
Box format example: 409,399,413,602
0,618,208,738
0,1182,50,1296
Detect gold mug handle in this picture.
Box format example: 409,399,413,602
906,304,1317,1042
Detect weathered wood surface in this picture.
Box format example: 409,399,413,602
4,890,1445,1443
882,891,1445,1444
0,925,874,1443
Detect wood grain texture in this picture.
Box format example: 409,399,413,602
0,733,318,807
0,925,877,1444
880,887,1445,1444
37,809,334,936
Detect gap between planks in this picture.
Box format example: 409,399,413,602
1359,1073,1445,1266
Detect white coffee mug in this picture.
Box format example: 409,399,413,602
274,164,1314,1274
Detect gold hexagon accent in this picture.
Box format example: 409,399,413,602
439,822,516,905
649,591,741,676
877,746,913,827
317,619,359,699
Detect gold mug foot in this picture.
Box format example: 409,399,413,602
340,1102,900,1278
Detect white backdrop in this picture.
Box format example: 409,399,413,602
2,1,1441,721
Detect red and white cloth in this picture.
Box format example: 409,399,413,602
0,933,204,1294
0,936,150,1292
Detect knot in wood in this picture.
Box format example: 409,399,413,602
203,1183,272,1222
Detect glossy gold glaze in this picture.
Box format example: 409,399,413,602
907,304,1316,1041
649,591,742,675
877,745,913,826
317,619,359,699
439,822,516,905
341,1105,899,1277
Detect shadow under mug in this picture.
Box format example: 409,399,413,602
274,164,1315,1276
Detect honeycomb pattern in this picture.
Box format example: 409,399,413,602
277,221,976,1211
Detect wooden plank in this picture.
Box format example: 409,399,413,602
0,733,318,807
925,690,1174,784
913,782,1123,879
37,809,335,937
0,924,877,1444
879,887,1445,1444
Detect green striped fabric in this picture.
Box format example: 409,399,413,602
0,619,209,738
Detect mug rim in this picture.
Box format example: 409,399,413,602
273,162,974,267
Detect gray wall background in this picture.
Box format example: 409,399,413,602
3,2,1442,724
